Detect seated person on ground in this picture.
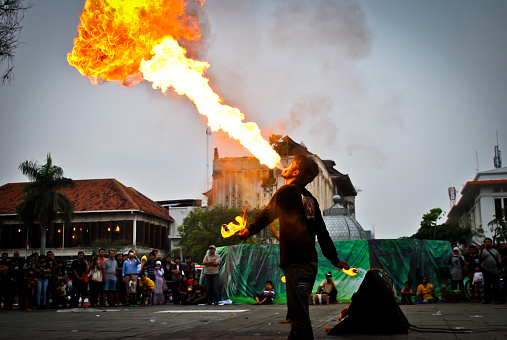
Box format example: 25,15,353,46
416,276,439,302
254,280,275,305
186,279,208,305
139,273,155,306
177,275,190,304
400,281,414,305
316,271,338,303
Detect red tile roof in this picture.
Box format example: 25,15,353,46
0,179,172,221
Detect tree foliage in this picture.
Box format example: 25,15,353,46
410,207,474,244
0,0,31,82
488,208,507,245
17,153,74,254
178,206,262,262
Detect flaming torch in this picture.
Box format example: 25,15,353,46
342,268,358,276
67,0,281,169
221,211,247,239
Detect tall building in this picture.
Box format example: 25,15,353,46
205,136,357,215
446,167,507,243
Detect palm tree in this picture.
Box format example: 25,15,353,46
17,153,74,254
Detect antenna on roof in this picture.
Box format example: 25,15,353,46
475,151,479,173
494,131,502,169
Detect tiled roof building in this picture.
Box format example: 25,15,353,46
0,179,173,254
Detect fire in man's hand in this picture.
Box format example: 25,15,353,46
221,212,247,238
342,268,358,276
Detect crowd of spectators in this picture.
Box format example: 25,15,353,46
0,247,212,311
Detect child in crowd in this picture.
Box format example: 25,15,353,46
186,279,208,305
21,268,37,311
472,265,484,303
139,273,154,306
153,261,165,305
254,280,275,305
401,281,414,305
128,274,138,306
56,279,68,308
177,275,189,304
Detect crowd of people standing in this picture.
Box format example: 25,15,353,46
0,246,222,311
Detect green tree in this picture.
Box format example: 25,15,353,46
411,208,474,244
17,153,74,254
178,206,261,262
488,208,507,245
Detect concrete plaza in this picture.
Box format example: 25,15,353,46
1,301,506,339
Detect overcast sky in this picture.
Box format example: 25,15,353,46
1,0,506,239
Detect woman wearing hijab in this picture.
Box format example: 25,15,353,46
448,246,466,299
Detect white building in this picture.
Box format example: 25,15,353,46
446,167,507,243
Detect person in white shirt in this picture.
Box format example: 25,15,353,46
202,245,221,305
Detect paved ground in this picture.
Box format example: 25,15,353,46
1,301,506,339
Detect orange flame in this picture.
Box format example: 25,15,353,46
67,0,281,168
221,211,247,238
342,268,358,277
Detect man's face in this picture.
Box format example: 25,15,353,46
149,254,155,260
485,239,492,247
13,252,20,260
187,257,192,263
109,251,115,259
175,258,180,265
99,250,105,257
326,275,332,282
47,252,54,260
209,248,216,255
1,254,7,262
166,257,171,265
78,253,84,261
281,161,298,180
470,247,476,254
129,252,134,259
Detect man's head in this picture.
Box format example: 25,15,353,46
282,154,319,185
265,280,273,289
46,251,54,260
175,256,181,264
128,251,135,259
108,250,115,259
78,251,84,261
484,238,493,247
165,255,172,266
325,271,333,282
139,272,146,280
469,245,476,254
13,251,20,259
1,252,8,262
186,256,192,263
39,255,46,263
99,249,106,258
149,252,155,260
209,245,216,255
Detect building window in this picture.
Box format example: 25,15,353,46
494,198,507,220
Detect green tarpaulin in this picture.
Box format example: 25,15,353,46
211,239,451,303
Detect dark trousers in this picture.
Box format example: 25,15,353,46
170,282,181,303
205,274,219,304
451,279,465,298
483,269,500,303
283,262,318,340
0,281,14,309
89,280,102,305
71,279,87,306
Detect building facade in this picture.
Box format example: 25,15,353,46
0,179,174,256
446,167,507,243
206,136,357,215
